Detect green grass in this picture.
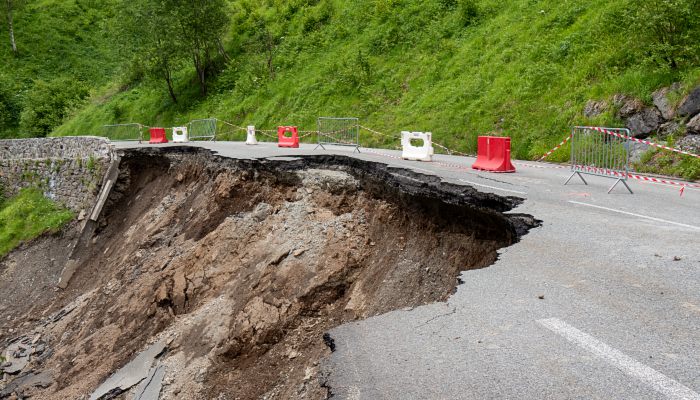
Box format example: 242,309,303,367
0,188,73,258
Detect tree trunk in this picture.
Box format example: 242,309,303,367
163,64,177,104
193,52,206,96
6,0,17,55
216,38,230,63
266,34,275,79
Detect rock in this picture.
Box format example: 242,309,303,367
676,135,700,154
652,85,680,120
625,108,661,138
628,141,650,164
678,86,700,118
269,248,290,266
133,365,165,400
292,248,306,257
33,344,46,355
89,341,167,400
77,209,86,221
686,114,700,134
194,367,207,383
3,342,30,374
0,371,54,398
658,121,681,139
31,334,41,345
616,96,643,118
251,202,272,222
583,100,607,118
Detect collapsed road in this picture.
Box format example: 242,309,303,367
0,146,537,399
1,140,698,399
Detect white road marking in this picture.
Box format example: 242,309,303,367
538,318,700,400
459,179,527,195
568,201,700,231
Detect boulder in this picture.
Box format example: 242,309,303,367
652,84,680,120
583,100,607,118
676,134,700,154
615,95,643,118
625,107,661,138
686,113,700,134
657,121,681,139
677,86,700,118
628,141,650,164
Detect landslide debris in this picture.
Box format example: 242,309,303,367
0,148,538,399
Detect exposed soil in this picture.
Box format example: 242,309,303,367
0,148,538,399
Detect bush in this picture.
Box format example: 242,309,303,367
0,77,21,134
622,0,700,70
19,77,89,137
458,0,480,27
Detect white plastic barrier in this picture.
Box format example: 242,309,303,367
401,131,433,161
172,127,189,143
246,125,258,145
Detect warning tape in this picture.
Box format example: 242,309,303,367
218,120,247,131
573,164,700,195
538,133,573,161
586,126,700,159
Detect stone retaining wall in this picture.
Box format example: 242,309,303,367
0,137,114,213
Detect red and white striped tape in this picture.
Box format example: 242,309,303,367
587,126,700,159
538,133,573,161
573,164,700,195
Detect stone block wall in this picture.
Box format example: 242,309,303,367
0,137,114,213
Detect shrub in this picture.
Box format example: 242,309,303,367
19,77,89,137
0,77,21,135
622,0,700,70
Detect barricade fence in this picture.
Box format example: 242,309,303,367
102,123,146,142
101,119,698,192
565,126,633,193
316,117,360,152
187,118,217,141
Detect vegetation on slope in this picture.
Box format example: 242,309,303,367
1,0,699,170
0,187,73,258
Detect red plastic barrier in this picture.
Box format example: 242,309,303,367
277,126,299,148
471,136,516,173
149,127,168,144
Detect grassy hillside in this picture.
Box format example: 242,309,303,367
2,0,700,166
0,187,73,257
0,0,121,138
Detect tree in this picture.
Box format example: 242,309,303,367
4,0,18,54
116,0,184,103
624,0,700,70
168,0,229,96
19,77,89,137
249,14,281,80
117,0,229,99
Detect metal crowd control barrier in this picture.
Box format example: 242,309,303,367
187,118,217,141
102,123,145,143
565,126,633,194
316,117,360,153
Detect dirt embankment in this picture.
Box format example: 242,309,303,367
0,148,538,399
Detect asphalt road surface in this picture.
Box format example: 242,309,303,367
116,141,700,400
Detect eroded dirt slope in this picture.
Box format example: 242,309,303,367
0,148,538,399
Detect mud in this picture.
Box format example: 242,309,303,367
0,147,538,399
